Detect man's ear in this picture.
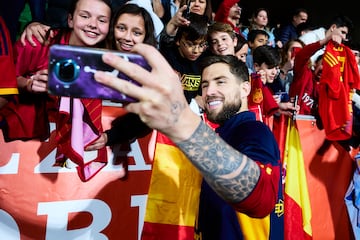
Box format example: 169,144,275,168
242,81,251,96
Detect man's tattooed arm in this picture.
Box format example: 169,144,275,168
176,121,260,203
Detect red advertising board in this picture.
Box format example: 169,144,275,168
0,106,153,240
0,110,355,239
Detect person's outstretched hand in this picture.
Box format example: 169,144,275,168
165,5,191,36
94,43,201,143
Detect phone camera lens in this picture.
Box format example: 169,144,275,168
55,59,80,83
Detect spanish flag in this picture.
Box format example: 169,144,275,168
283,117,312,239
142,132,202,240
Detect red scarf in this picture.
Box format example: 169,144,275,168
55,97,107,182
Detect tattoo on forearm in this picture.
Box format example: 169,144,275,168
177,121,260,202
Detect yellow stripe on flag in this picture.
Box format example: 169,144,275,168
284,118,312,238
145,141,202,226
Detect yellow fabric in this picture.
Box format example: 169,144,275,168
237,213,270,240
144,142,202,226
0,88,19,95
284,119,312,236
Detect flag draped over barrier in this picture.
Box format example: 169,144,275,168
142,132,202,240
283,118,313,239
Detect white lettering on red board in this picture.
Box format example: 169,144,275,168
38,199,111,240
0,153,19,174
0,123,151,239
0,196,147,240
0,210,21,240
0,139,151,175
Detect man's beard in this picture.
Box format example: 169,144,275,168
205,101,242,125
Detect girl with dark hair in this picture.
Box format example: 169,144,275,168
85,3,159,149
106,3,157,51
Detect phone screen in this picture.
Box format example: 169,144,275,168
48,44,151,102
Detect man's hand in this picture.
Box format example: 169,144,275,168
94,43,201,143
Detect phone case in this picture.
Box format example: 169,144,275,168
48,44,151,102
182,0,191,19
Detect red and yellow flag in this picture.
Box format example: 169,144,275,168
142,132,202,240
283,118,312,240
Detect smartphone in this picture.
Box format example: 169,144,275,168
182,0,191,19
48,44,151,102
292,95,299,121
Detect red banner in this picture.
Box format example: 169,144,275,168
0,112,355,240
0,106,152,240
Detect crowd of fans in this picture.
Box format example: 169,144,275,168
0,0,360,239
